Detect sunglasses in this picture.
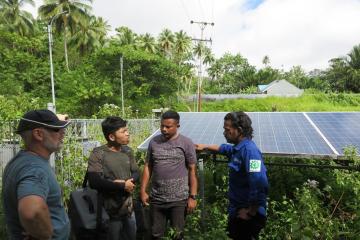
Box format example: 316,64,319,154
44,127,63,133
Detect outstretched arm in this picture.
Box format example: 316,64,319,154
195,144,220,152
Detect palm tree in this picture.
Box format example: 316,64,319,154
69,16,109,55
347,44,360,70
262,55,270,67
173,30,192,64
179,65,195,94
158,28,174,58
0,0,35,36
202,46,214,66
115,26,137,46
193,41,205,60
136,33,156,54
194,42,214,65
38,0,92,71
93,17,110,46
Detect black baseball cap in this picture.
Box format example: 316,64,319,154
16,109,70,134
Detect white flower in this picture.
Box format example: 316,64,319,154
306,179,319,188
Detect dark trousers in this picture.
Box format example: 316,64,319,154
107,212,137,240
150,201,187,240
228,213,266,240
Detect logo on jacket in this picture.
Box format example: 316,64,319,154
249,160,261,172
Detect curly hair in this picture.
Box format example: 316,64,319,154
224,111,253,139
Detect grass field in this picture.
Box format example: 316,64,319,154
198,92,360,112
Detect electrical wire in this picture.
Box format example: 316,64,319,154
180,0,191,22
210,0,215,47
197,0,205,20
178,0,195,39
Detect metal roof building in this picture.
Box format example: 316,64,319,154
258,79,304,97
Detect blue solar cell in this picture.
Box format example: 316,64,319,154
138,112,337,156
307,112,360,155
248,113,334,155
138,112,226,150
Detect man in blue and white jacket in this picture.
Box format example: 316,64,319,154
196,111,268,240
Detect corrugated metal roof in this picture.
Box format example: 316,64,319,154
258,85,268,91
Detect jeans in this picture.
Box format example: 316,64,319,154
107,212,137,240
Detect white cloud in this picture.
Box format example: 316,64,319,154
222,0,360,70
24,0,360,71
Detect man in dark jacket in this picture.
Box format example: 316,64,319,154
196,111,268,240
87,116,139,240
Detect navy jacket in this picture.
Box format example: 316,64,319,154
219,138,268,218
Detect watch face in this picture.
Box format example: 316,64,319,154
190,195,197,200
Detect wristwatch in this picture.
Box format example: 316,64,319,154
189,194,197,200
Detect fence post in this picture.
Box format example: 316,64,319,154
198,158,205,230
10,121,17,157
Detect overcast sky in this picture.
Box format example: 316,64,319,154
25,0,360,71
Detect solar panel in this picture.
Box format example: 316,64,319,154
250,112,334,155
138,112,340,157
307,112,360,155
137,112,226,151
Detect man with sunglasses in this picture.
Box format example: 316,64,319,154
2,109,71,240
196,111,268,240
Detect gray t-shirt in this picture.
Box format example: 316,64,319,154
87,145,139,216
146,134,197,203
2,151,70,240
88,145,139,181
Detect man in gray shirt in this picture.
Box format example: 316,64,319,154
2,109,71,239
140,110,198,240
87,116,139,240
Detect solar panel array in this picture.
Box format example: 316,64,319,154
250,113,334,155
138,112,360,157
306,112,360,155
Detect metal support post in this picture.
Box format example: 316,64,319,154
198,158,205,229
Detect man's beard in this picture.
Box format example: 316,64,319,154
225,136,233,144
44,140,62,153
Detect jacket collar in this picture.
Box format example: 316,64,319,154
233,138,250,150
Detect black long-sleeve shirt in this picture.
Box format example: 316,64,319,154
87,145,140,195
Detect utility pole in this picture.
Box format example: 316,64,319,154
190,20,214,112
47,11,68,113
120,55,125,116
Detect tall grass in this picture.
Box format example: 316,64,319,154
200,93,360,112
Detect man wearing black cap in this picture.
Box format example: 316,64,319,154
2,109,71,240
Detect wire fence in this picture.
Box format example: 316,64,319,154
0,119,159,187
0,118,159,238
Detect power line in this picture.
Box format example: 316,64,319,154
210,0,215,46
197,0,205,20
179,0,196,38
179,0,191,22
211,0,214,22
